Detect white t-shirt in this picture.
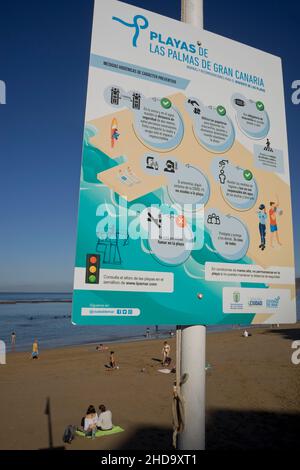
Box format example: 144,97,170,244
97,410,113,430
84,414,98,431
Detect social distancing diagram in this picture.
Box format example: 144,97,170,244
72,0,296,326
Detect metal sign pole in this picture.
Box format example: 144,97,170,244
181,0,204,28
178,0,206,451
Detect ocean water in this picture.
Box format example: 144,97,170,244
0,292,299,352
0,293,176,352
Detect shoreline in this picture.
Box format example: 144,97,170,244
6,322,300,354
5,329,177,354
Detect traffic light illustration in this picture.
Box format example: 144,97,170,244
85,254,100,284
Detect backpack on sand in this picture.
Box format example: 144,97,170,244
62,424,76,444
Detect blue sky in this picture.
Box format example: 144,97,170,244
0,0,299,292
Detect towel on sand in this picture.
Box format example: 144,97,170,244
76,426,124,438
158,368,171,374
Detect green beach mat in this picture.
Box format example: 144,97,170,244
76,426,124,438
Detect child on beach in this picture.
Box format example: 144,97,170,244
162,341,171,366
32,339,39,359
110,351,116,368
97,405,113,431
105,351,119,370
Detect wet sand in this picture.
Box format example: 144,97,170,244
0,324,299,450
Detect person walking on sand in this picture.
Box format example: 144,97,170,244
107,351,119,369
162,341,171,366
110,351,116,368
32,339,39,359
97,405,113,431
269,197,282,247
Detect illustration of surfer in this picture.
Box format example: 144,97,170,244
111,118,120,148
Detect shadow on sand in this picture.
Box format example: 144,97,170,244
263,327,300,342
151,357,162,363
117,426,173,450
115,410,300,450
37,396,300,450
206,409,300,450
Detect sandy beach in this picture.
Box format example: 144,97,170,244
0,325,299,450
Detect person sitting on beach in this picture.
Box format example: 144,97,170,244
84,405,98,438
164,356,172,367
162,341,171,366
32,339,39,359
96,343,108,351
97,404,113,431
242,330,251,338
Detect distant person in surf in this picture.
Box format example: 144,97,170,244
11,332,16,348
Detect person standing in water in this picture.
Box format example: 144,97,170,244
11,332,16,349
